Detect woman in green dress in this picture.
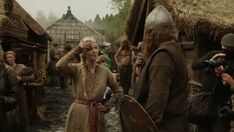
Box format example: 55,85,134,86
56,37,123,132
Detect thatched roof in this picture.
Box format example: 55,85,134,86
125,0,234,45
13,1,47,36
158,0,234,36
0,0,50,43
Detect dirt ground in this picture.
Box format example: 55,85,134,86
27,86,198,132
29,86,122,132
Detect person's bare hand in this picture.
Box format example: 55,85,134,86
16,75,22,81
222,73,234,86
97,104,111,113
117,46,123,51
215,66,226,76
135,53,145,66
78,40,91,49
72,40,91,53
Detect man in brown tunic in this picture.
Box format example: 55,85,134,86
0,45,19,132
134,5,188,132
4,51,34,131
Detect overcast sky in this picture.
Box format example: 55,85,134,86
16,0,116,22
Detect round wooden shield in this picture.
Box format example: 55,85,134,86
119,95,159,132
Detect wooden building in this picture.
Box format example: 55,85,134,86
125,0,234,94
0,0,51,120
47,6,105,49
0,0,51,82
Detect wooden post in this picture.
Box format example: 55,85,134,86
33,49,37,76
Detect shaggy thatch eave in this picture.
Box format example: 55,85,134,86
13,1,47,36
0,0,51,43
125,0,234,45
158,0,234,36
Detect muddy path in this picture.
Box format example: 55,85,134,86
30,86,122,132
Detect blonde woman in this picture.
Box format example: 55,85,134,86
56,37,123,132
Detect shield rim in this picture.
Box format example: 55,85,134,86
119,95,159,131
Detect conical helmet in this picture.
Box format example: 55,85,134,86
145,5,175,30
221,33,234,48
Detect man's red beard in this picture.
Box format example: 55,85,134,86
143,33,161,60
143,29,177,59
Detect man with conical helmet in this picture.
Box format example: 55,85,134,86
133,5,189,132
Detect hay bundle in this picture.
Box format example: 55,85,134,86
125,0,234,44
157,0,234,36
0,1,5,13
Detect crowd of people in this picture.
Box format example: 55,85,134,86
2,4,234,132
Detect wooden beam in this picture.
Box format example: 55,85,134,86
130,0,148,45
